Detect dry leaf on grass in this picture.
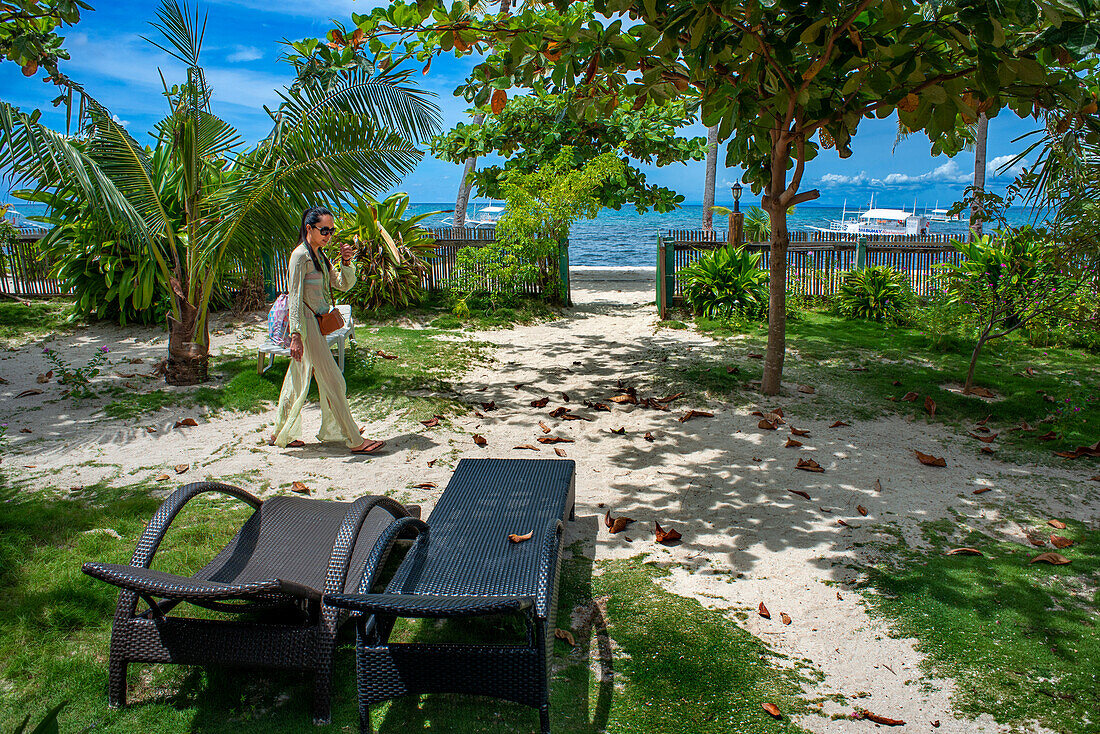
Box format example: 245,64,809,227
829,420,850,428
654,521,681,544
174,417,198,428
761,702,781,718
758,602,771,619
679,409,714,423
174,464,189,474
780,612,792,625
1027,534,1047,547
901,391,919,402
924,396,937,416
980,446,995,455
537,436,574,444
375,350,398,360
413,482,438,489
1009,421,1034,432
965,386,996,398
1036,430,1059,441
1048,519,1067,529
747,353,763,359
291,481,310,495
857,505,868,516
856,710,906,726
554,448,567,457
554,629,575,646
1050,535,1073,549
798,384,815,394
915,450,947,467
946,547,983,556
790,427,811,437
15,389,43,398
796,458,824,473
473,434,487,446
967,431,998,443
508,531,533,543
1030,552,1070,565
421,417,440,428
155,474,170,481
513,444,541,451
788,489,811,500
972,487,993,494
604,510,634,534
785,437,803,448
530,397,549,408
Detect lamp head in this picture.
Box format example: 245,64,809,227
732,183,742,202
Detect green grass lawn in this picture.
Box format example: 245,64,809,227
357,292,560,331
0,299,77,344
686,310,1099,459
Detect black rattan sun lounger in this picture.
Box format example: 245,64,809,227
81,481,418,725
326,458,576,734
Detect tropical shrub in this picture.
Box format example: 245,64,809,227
335,193,441,310
1023,285,1100,350
681,243,769,319
835,266,915,323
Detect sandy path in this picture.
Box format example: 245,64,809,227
3,267,1097,732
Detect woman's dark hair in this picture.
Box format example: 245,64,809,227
298,205,333,272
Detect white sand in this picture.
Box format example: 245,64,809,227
2,275,1096,732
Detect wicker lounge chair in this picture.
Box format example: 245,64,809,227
81,481,418,725
326,458,576,734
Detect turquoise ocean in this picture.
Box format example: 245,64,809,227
6,201,1036,268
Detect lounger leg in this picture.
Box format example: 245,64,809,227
256,351,265,376
107,654,128,708
539,704,550,734
359,703,373,734
312,608,338,725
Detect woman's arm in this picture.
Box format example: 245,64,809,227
287,248,306,337
330,242,357,292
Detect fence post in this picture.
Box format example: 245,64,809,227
558,236,571,306
856,236,867,270
656,233,667,319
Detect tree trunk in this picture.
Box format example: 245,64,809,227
970,113,988,236
454,113,485,228
702,125,718,232
762,207,789,395
963,335,986,393
165,295,209,385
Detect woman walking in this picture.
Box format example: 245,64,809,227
270,206,384,453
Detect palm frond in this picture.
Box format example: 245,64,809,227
142,0,206,66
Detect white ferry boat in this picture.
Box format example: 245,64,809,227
440,202,503,228
811,199,931,237
926,206,961,222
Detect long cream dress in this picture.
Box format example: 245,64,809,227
271,243,360,448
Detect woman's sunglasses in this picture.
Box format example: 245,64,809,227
312,225,336,236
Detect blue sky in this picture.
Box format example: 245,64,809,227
1,0,1038,209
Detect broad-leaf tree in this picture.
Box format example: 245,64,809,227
431,89,706,212
0,0,440,385
330,0,1100,394
1,0,90,80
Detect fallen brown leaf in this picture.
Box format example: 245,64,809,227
874,479,883,492
549,406,569,418
761,702,781,718
644,431,654,442
537,436,574,444
604,510,634,534
915,450,947,467
785,437,803,448
1048,519,1067,530
554,448,567,457
977,413,992,425
473,434,487,446
980,446,995,455
829,420,850,428
790,427,811,437
426,459,437,467
946,547,983,556
175,417,198,428
796,458,824,473
679,410,714,422
146,426,156,433
18,428,31,433
857,505,868,516
1050,535,1073,549
155,474,170,481
837,518,850,527
654,521,682,544
291,481,310,495
759,419,777,430
1036,430,1059,441
788,489,811,500
560,392,570,402
508,531,533,543
412,482,438,489
847,366,869,372
758,602,771,619
513,444,541,451
554,629,576,646
481,401,497,411
747,352,763,359
798,385,815,394
610,394,637,404
901,391,919,402
924,396,937,417
0,376,7,384
1009,421,1034,432
972,487,993,494
15,388,43,398
538,420,551,434
530,397,549,408
967,431,998,443
1030,552,1070,565
587,402,611,412
856,710,905,726
780,612,792,625
1027,534,1047,547
420,417,440,428
174,464,189,474
375,350,398,360
36,372,51,384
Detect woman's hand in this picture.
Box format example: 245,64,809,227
339,239,356,265
290,333,303,361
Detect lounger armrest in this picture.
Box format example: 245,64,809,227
535,518,564,617
323,496,413,596
129,482,262,569
324,592,534,618
352,516,431,595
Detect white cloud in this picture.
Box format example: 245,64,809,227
227,45,263,63
819,171,869,187
111,113,130,128
817,160,971,189
987,154,1028,179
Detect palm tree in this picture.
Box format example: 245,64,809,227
454,112,486,227
0,0,440,385
702,124,718,231
970,113,989,235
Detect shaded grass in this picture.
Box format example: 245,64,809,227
690,310,1100,456
103,326,489,422
359,291,559,331
0,483,815,733
0,299,76,343
859,519,1100,734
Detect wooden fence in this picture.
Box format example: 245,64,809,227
657,229,964,318
423,228,570,303
0,224,63,296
